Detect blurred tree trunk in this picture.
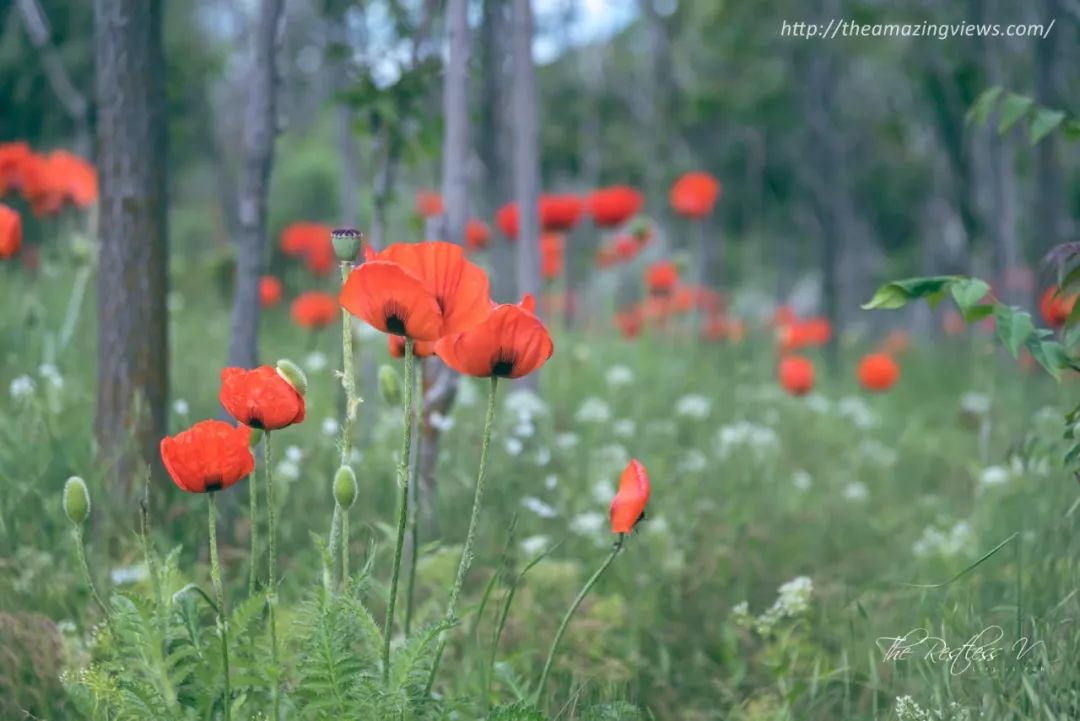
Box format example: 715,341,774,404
512,0,541,322
226,0,283,369
1034,0,1066,279
93,0,169,492
479,0,515,302
638,0,672,213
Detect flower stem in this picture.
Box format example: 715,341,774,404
339,260,357,593
535,534,624,703
341,503,350,591
383,338,415,683
208,493,232,721
248,464,258,597
425,375,499,694
73,524,114,635
404,408,423,636
264,432,280,719
326,504,342,594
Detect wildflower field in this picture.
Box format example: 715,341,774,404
4,1,1080,720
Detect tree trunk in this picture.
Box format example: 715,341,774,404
512,0,541,316
1033,0,1066,277
93,0,169,491
226,0,284,369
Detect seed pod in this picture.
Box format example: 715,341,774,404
333,466,358,509
63,476,90,525
276,358,308,396
331,228,364,262
378,364,402,406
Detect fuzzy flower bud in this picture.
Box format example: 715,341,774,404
63,476,90,525
331,228,364,262
333,465,358,509
276,358,308,396
378,364,402,406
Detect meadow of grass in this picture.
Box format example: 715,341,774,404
2,247,1080,720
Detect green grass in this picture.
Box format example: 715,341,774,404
1,253,1079,720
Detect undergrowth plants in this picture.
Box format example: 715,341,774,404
57,232,654,720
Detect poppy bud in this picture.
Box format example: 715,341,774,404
63,476,90,525
248,427,264,447
333,465,358,509
332,228,363,262
378,364,402,406
276,358,308,396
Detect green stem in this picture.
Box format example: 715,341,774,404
249,463,258,597
341,505,350,592
425,376,499,694
264,432,280,719
340,261,359,463
73,524,114,635
535,534,624,703
404,407,423,636
383,338,415,683
208,494,232,721
326,504,342,594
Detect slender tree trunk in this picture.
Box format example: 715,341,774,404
226,0,284,369
93,0,169,492
1034,0,1066,277
512,0,541,316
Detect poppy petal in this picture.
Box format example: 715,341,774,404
339,261,443,340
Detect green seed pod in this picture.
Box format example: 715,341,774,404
276,358,308,396
63,476,90,525
378,364,402,406
331,228,364,262
248,427,264,447
333,466,358,509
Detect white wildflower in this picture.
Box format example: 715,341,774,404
591,479,615,504
977,465,1010,491
913,520,973,558
804,393,832,415
675,394,711,419
843,481,868,501
569,511,605,535
858,439,898,467
520,535,550,556
534,447,551,466
503,388,548,420
9,374,34,401
303,351,328,372
716,421,780,459
109,564,148,586
429,412,455,432
504,437,524,456
792,469,813,490
285,445,303,463
678,450,707,473
544,474,558,490
456,378,479,407
959,392,991,418
613,418,636,438
521,496,557,518
593,443,629,469
512,420,535,438
322,417,340,436
555,432,579,450
276,461,300,481
39,363,63,389
837,396,876,429
605,364,635,388
575,397,612,424
173,399,190,416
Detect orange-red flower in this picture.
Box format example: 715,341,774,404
1040,286,1076,328
495,202,519,239
389,335,436,358
0,142,31,196
670,171,720,219
340,241,492,341
220,366,306,430
415,189,444,218
778,355,815,396
0,204,21,259
539,194,583,232
613,235,639,262
160,420,255,493
280,222,335,275
434,296,553,378
465,219,491,251
614,307,644,339
610,459,650,534
777,317,832,352
19,150,98,215
259,275,283,308
857,353,899,392
291,291,339,329
645,260,679,295
588,186,643,228
541,233,564,280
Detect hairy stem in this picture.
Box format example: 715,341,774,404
339,260,357,593
249,462,258,597
383,338,415,682
536,534,624,703
425,376,499,693
404,409,423,636
208,494,232,721
73,525,114,635
264,432,280,719
326,503,342,594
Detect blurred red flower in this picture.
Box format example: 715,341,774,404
259,276,283,308
539,194,583,232
645,260,679,295
415,189,445,218
541,232,564,279
291,291,339,329
588,186,643,228
612,235,639,262
160,420,255,493
614,307,644,339
389,335,436,358
1040,286,1076,328
435,296,553,378
778,355,815,396
0,142,31,196
858,353,900,392
220,366,306,430
280,222,335,275
465,218,491,251
670,171,720,219
20,150,98,215
777,317,832,352
610,459,651,534
0,204,21,259
495,202,519,239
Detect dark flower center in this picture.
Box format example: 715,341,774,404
204,476,223,493
491,348,516,378
383,300,408,335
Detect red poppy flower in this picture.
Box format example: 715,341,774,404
1040,286,1076,328
670,171,720,219
291,291,339,329
587,186,643,228
610,459,650,534
777,317,832,352
19,150,97,214
160,420,255,493
280,222,335,274
259,275,283,308
434,297,553,378
340,241,492,341
857,353,899,392
220,366,306,430
541,233,564,280
539,194,583,232
0,142,31,196
465,219,491,251
612,235,639,262
614,307,643,339
645,260,679,295
778,355,815,396
389,335,436,358
415,189,444,218
495,202,519,240
0,204,21,259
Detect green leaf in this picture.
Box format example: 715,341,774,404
950,278,991,320
1030,108,1066,144
1063,120,1080,143
997,93,1034,134
967,86,1003,127
1025,337,1065,380
994,306,1035,357
862,276,959,310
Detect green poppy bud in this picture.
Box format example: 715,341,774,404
378,364,402,406
63,476,90,525
331,228,364,262
276,358,308,396
333,465,358,509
